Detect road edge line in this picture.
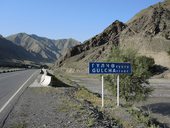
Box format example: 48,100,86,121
0,70,37,114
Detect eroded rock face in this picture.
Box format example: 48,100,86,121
126,3,170,37
58,20,127,65
119,1,170,68
56,0,170,71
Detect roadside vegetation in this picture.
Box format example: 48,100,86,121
51,49,165,127
73,86,163,128
105,48,155,103
73,86,122,127
11,122,27,128
74,87,115,108
127,108,162,128
53,57,165,128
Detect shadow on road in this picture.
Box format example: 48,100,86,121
47,72,71,88
142,103,170,116
141,103,170,128
150,65,168,75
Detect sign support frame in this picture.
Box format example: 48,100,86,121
117,75,120,107
89,62,132,108
102,75,104,108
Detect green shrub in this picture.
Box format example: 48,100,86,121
105,48,154,102
127,108,160,128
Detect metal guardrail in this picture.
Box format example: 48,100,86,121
0,69,25,74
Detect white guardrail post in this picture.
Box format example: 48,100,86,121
40,69,51,86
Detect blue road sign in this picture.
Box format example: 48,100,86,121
89,62,132,74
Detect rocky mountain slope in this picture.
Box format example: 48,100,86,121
0,36,37,65
6,33,80,63
120,0,170,68
55,0,170,73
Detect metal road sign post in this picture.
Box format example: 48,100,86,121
89,62,132,108
117,75,119,107
102,75,104,107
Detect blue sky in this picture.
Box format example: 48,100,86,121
1,0,162,42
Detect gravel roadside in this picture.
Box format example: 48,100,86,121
3,86,120,128
3,87,86,128
3,71,170,128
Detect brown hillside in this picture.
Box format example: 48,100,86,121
55,0,170,73
56,21,127,72
120,0,170,68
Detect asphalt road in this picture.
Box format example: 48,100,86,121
135,79,170,127
0,69,38,127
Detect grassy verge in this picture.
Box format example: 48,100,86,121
127,107,164,128
72,84,164,128
11,122,27,128
74,87,115,108
73,87,122,127
57,98,97,127
52,72,164,128
57,98,83,113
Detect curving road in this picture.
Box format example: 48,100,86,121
0,69,39,127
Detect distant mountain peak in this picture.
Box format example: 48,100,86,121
103,20,127,36
0,35,3,38
5,33,80,63
16,32,28,36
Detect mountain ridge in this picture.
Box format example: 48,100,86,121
55,0,170,73
6,33,80,63
0,36,37,64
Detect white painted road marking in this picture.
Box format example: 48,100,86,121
0,71,37,114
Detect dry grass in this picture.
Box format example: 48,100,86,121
57,98,83,112
74,87,101,106
74,87,115,108
11,122,27,128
